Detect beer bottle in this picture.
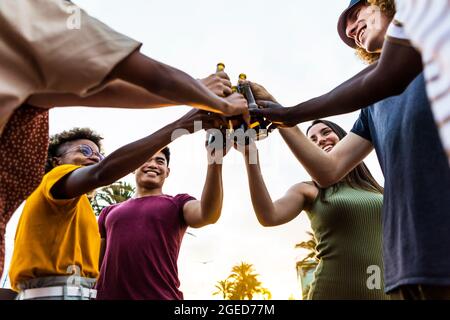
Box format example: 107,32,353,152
207,63,229,148
237,74,269,141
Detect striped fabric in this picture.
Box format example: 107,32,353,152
305,184,390,300
395,0,450,165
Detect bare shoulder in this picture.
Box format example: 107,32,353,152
288,182,318,204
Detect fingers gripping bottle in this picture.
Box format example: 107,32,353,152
237,73,269,142
207,63,229,148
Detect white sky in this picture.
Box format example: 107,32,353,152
1,0,384,299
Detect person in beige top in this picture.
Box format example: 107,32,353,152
0,0,248,278
0,0,248,133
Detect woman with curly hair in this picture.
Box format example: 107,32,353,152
249,0,450,300
251,0,422,126
348,0,450,164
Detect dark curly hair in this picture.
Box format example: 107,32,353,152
355,0,396,64
45,127,103,173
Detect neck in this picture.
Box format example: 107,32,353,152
135,186,163,198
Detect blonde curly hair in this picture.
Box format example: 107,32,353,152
355,0,396,64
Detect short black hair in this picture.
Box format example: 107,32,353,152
160,147,170,166
46,127,103,173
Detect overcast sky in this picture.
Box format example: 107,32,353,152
1,0,384,299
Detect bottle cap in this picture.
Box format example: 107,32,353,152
216,62,225,72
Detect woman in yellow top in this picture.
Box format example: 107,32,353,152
9,106,225,300
0,0,248,277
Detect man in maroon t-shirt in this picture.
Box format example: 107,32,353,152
96,144,229,300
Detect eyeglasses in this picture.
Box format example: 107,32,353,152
58,144,105,160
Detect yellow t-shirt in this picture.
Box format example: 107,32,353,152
9,164,101,291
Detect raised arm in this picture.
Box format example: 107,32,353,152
51,110,224,200
279,127,373,187
238,144,316,227
251,41,422,126
182,136,233,228
110,51,249,121
28,72,234,109
288,41,422,123
28,80,177,109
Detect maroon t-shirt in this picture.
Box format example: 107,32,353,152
96,194,195,300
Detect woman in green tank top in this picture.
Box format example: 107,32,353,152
239,119,389,300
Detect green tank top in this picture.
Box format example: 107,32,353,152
305,183,390,300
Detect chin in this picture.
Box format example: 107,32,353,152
364,37,384,53
140,180,162,189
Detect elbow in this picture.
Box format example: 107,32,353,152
206,212,221,225
256,212,277,227
313,174,340,189
377,72,415,98
91,166,115,189
384,81,408,97
199,208,222,227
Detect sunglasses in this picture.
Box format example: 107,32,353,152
58,144,105,160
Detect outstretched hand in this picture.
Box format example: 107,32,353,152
250,100,297,128
200,71,233,98
248,82,278,103
223,92,250,125
177,109,228,133
205,130,233,164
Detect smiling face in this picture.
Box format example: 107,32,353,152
55,139,102,167
345,3,391,53
135,151,170,189
307,123,341,153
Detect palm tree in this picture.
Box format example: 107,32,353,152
295,231,318,265
90,181,135,216
213,280,233,299
213,262,271,300
295,231,319,299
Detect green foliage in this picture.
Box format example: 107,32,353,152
90,181,135,216
295,231,319,299
213,262,271,300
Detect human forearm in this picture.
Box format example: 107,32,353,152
287,42,422,123
286,63,380,123
279,127,341,187
111,52,234,114
244,151,278,226
199,164,224,225
57,118,191,199
92,122,181,186
28,80,178,109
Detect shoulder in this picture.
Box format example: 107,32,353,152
100,201,123,215
45,164,81,181
174,193,197,205
288,182,318,203
41,164,82,201
385,13,412,46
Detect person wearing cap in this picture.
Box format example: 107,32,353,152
252,0,450,164
249,0,450,300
